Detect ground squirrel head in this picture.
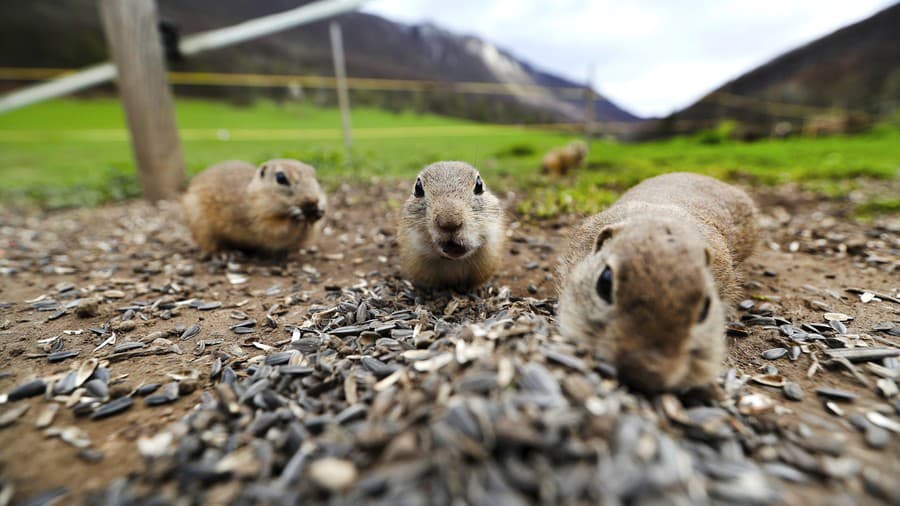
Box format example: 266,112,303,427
402,161,503,261
558,217,725,392
568,140,588,158
246,159,326,222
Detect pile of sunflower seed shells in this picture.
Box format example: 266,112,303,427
53,279,895,505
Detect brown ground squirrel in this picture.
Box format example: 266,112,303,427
397,161,506,289
182,159,326,255
542,140,588,176
557,172,758,392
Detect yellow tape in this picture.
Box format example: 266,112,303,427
0,67,866,118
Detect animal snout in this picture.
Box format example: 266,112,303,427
301,201,324,220
292,197,323,220
616,351,679,393
434,214,463,234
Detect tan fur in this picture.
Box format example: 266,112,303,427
557,172,758,392
542,140,589,175
182,159,327,255
397,161,506,290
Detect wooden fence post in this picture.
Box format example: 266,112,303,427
99,0,185,201
329,21,353,154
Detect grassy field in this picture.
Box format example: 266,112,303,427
1,98,898,215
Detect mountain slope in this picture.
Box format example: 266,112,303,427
0,0,640,123
653,2,900,135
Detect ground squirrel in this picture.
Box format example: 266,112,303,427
182,159,326,255
557,172,758,392
398,161,506,290
542,140,588,176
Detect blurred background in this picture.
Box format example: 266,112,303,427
0,0,897,213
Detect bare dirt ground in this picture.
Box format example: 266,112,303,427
0,179,898,505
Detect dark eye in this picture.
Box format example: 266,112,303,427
414,178,425,198
697,296,711,323
275,172,289,186
596,266,613,304
474,175,484,195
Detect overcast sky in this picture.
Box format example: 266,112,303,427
361,0,895,117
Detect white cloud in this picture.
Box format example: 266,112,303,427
362,0,895,117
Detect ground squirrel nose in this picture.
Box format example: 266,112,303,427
301,201,323,220
616,353,670,393
435,215,463,233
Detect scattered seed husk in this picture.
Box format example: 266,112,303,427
47,350,79,363
7,379,46,401
543,349,587,372
93,333,117,352
56,426,91,448
783,382,804,401
825,402,845,416
738,393,776,415
829,319,847,334
824,312,852,322
308,458,358,491
226,273,248,285
91,396,133,420
180,324,201,340
726,324,750,338
112,342,145,354
816,387,857,402
35,403,59,429
75,358,99,387
867,412,900,433
230,320,256,330
0,404,29,427
876,378,898,398
210,358,223,380
752,374,786,388
824,347,899,363
146,382,179,406
52,372,78,396
78,449,104,463
137,432,174,459
84,379,109,400
761,348,788,360
762,462,810,483
865,424,891,449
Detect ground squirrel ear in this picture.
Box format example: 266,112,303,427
704,247,712,266
594,226,617,252
259,164,267,178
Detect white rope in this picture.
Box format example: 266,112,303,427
0,0,371,114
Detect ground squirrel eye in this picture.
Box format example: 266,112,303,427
697,296,711,323
596,266,613,304
474,175,484,195
275,172,289,186
414,178,425,198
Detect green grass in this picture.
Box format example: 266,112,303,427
1,98,898,214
